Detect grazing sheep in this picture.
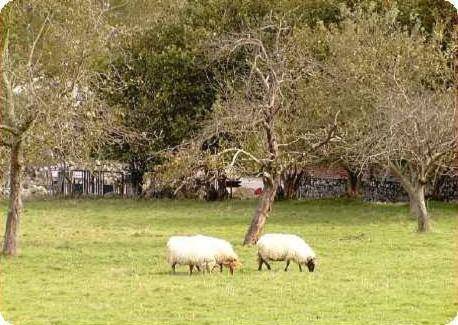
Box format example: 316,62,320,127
166,235,240,275
194,235,240,274
257,234,316,272
166,236,217,275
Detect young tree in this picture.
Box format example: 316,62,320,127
367,92,454,231
0,1,115,256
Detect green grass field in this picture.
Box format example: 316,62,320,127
0,199,456,324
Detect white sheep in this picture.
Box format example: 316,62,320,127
194,235,240,274
448,313,458,325
166,236,217,274
166,235,240,275
257,233,316,272
0,312,11,325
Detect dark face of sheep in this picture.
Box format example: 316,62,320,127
306,258,316,272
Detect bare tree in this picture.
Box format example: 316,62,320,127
367,92,454,231
210,18,338,245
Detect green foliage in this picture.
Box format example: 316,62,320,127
182,0,346,41
0,199,455,323
98,0,456,182
100,24,216,182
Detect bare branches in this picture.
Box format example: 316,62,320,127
27,13,52,70
219,148,264,166
0,139,12,148
0,125,20,136
310,111,340,152
2,28,15,123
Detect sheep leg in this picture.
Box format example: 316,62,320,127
263,259,271,270
298,263,303,272
264,260,271,271
284,260,290,272
220,263,223,272
258,254,271,271
195,265,201,272
205,263,211,274
171,263,177,273
258,256,264,271
189,264,194,275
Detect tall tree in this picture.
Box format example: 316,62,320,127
209,18,337,245
0,1,114,256
98,24,216,195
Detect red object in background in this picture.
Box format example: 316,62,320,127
254,188,263,196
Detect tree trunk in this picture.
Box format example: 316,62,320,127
243,176,279,245
282,168,305,200
129,165,144,197
3,141,23,256
407,184,429,233
454,14,458,169
346,169,361,198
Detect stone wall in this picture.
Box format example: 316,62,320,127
361,178,408,202
297,177,347,199
296,175,458,202
361,176,458,202
431,175,458,202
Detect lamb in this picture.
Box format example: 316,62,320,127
256,233,316,272
166,235,240,275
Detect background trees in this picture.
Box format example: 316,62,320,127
99,23,216,195
297,7,455,232
1,0,455,259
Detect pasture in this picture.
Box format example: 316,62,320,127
0,199,456,324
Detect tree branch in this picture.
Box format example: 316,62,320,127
388,161,415,194
28,13,51,70
219,148,265,166
0,124,20,136
310,110,340,151
2,27,15,123
0,139,12,148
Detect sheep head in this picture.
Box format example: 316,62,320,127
306,257,316,272
223,257,241,275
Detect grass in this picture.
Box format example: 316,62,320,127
0,198,456,324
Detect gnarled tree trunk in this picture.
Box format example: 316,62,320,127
3,141,23,256
407,184,429,232
243,176,280,245
390,164,431,233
